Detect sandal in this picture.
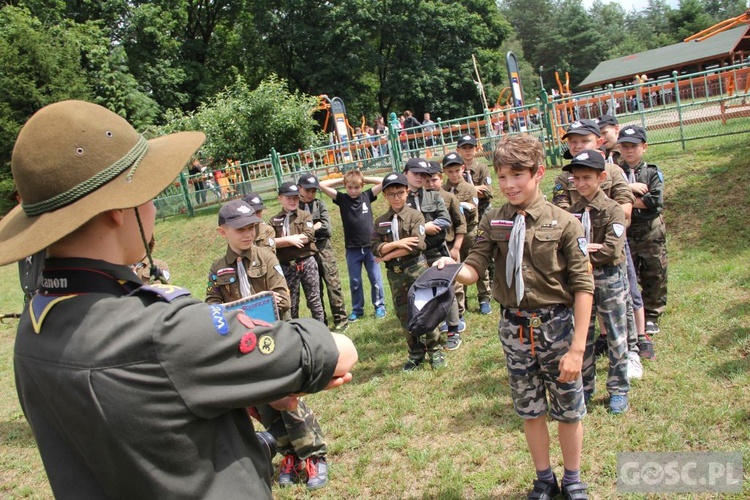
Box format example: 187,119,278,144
527,478,561,500
562,481,589,500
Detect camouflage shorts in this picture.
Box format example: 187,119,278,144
499,306,586,423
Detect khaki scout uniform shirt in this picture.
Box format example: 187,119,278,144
570,190,627,268
206,244,291,317
255,222,276,252
14,258,339,499
269,208,317,264
436,188,466,244
443,178,479,233
464,158,493,207
371,206,426,265
464,193,594,309
552,163,634,211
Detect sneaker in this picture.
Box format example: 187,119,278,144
527,476,561,499
638,335,656,360
375,306,386,319
645,321,660,335
334,321,349,332
609,394,629,414
444,332,462,351
594,334,607,358
429,351,447,369
457,317,467,333
304,456,328,490
278,454,301,487
627,351,643,380
438,321,449,333
347,312,363,322
479,301,492,315
561,480,589,500
402,357,424,372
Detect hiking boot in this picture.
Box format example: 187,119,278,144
638,335,656,360
645,321,660,335
444,332,462,351
429,351,447,369
278,454,301,487
561,480,589,500
457,317,467,333
527,476,561,499
347,312,363,322
594,334,607,358
479,301,492,315
304,456,328,490
402,357,424,372
375,306,387,319
609,394,629,414
627,351,643,380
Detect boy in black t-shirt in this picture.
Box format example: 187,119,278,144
320,171,387,321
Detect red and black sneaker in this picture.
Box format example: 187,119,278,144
277,454,301,487
304,456,328,490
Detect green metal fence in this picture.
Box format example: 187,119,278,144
155,61,750,219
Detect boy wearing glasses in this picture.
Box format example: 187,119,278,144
372,173,444,370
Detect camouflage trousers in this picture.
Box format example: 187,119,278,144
282,255,325,323
314,238,348,327
386,259,441,359
582,263,630,397
499,305,586,423
628,215,668,322
257,399,327,459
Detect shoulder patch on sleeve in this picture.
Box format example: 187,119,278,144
419,224,425,236
657,171,664,182
485,176,492,185
135,283,191,302
274,264,284,276
209,304,230,335
577,237,588,256
612,223,625,238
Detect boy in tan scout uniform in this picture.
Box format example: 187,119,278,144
596,114,621,165
372,172,445,370
456,133,494,314
440,152,479,325
565,150,631,414
618,125,667,338
425,160,467,350
552,119,651,372
297,174,349,331
437,134,594,499
243,192,276,252
270,182,325,322
206,199,330,490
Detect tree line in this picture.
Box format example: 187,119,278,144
1,0,746,212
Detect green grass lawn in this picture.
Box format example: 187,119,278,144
1,134,749,498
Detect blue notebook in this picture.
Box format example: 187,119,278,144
224,291,279,323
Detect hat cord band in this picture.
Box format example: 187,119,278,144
23,136,149,216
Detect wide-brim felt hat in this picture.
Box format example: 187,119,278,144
0,100,205,266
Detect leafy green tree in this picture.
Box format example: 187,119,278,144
701,0,748,23
0,5,92,182
158,75,321,163
668,0,715,42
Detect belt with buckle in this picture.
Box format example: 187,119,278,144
503,304,567,327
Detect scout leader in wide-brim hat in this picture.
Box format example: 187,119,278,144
0,100,205,267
